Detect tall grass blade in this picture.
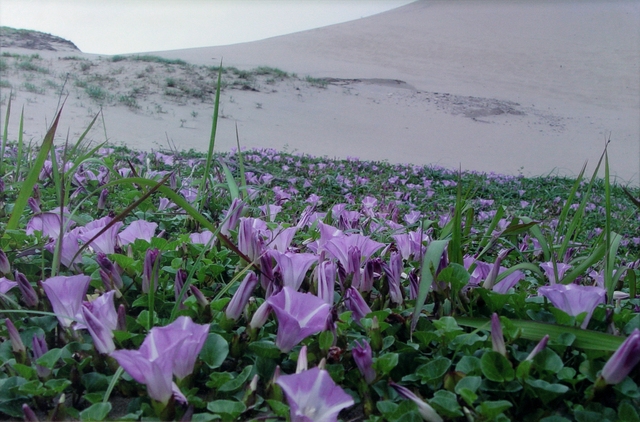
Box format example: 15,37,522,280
0,93,11,176
235,123,247,201
4,104,62,233
198,61,223,210
455,317,624,351
412,239,449,333
15,107,25,183
219,159,240,200
448,170,464,265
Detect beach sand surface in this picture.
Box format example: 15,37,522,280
1,0,638,183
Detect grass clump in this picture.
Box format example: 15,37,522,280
84,84,107,101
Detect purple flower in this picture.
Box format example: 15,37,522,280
491,313,506,356
220,198,245,236
32,333,51,378
383,252,404,305
118,220,158,245
266,286,331,352
538,283,606,329
16,271,39,308
96,252,123,290
225,272,259,321
389,381,443,422
276,367,354,422
77,291,118,354
142,248,160,293
344,287,372,323
44,231,82,269
540,262,572,284
316,260,336,305
79,219,122,254
189,230,214,245
26,208,74,240
42,274,91,328
110,316,208,403
526,335,549,361
0,277,18,294
160,316,210,380
238,217,266,262
352,340,376,384
97,189,108,210
600,328,640,385
0,249,10,274
5,318,25,353
271,251,317,291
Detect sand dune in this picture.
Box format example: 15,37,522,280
1,0,638,183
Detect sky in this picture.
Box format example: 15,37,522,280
0,0,415,55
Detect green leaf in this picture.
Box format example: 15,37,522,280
481,351,514,382
266,399,290,418
200,333,229,369
45,378,71,394
18,380,45,395
219,365,253,393
12,363,37,380
437,263,469,292
618,401,640,422
456,356,482,376
374,353,399,376
533,348,564,373
525,379,569,404
455,376,482,395
36,348,63,369
206,372,234,389
416,356,451,386
476,400,513,419
430,390,463,418
206,400,246,420
248,340,282,359
79,402,112,421
82,372,109,393
319,330,334,352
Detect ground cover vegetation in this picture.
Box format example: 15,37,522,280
0,63,640,422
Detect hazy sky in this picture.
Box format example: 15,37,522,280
0,0,415,55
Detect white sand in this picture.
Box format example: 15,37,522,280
2,0,639,183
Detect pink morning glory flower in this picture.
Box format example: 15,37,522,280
110,316,209,403
271,251,317,291
0,277,17,295
538,283,605,329
266,286,331,352
118,220,158,245
42,275,91,328
276,367,354,422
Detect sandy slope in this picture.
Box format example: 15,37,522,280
1,0,638,183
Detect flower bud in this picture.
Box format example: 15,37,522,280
491,313,507,356
5,318,25,354
296,345,308,374
226,272,258,320
352,340,376,384
0,249,10,274
525,335,549,361
32,333,51,378
16,271,38,307
22,404,38,422
116,304,127,331
600,328,640,385
97,189,108,210
344,287,372,323
142,248,160,293
390,381,443,422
